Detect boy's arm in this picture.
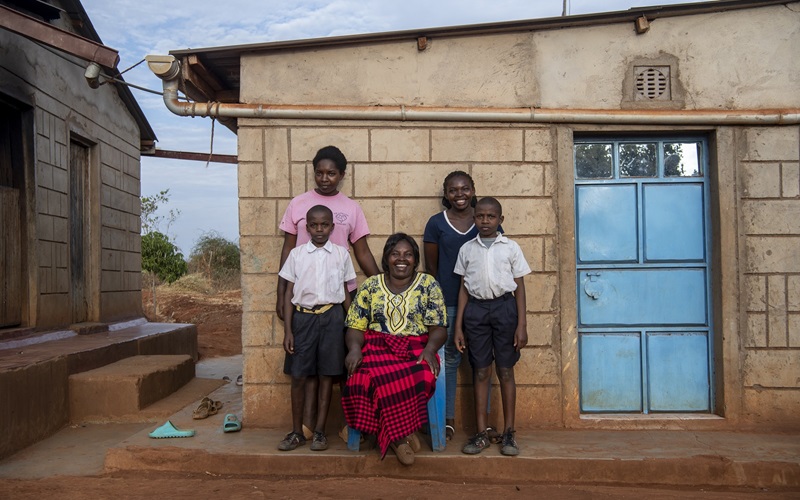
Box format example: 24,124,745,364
276,232,297,321
454,277,468,353
351,236,380,277
513,276,528,351
342,283,352,312
282,281,295,354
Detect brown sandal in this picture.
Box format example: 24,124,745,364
192,397,223,420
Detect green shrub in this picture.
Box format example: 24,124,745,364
188,232,240,289
142,231,188,283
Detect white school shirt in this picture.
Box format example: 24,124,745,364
278,240,357,309
453,233,531,300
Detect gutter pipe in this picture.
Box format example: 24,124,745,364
146,55,800,126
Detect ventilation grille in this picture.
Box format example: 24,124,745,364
634,66,671,101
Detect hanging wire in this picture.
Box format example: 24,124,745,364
111,58,146,79
206,116,216,168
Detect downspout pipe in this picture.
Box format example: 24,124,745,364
146,55,800,126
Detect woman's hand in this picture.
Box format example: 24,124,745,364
417,348,440,378
345,347,363,376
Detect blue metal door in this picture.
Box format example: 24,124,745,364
574,138,713,413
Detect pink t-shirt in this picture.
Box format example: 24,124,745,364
279,190,371,291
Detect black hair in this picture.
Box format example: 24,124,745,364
441,170,477,209
306,204,333,221
381,233,420,273
475,196,503,215
312,145,347,173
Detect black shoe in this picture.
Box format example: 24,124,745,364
462,431,490,455
277,431,306,451
500,429,519,456
310,431,328,451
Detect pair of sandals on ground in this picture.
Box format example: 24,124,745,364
192,396,242,433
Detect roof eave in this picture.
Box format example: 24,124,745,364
62,0,157,147
170,0,790,58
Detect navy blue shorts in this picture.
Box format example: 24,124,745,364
283,304,345,378
463,293,520,369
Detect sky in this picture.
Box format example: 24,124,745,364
81,0,707,255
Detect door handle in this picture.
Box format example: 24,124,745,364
584,272,603,299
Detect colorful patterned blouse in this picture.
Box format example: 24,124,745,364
345,273,446,336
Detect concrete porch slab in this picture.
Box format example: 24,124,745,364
104,380,800,490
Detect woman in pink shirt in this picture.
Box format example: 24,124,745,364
276,145,380,434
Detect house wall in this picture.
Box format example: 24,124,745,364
0,26,143,328
739,127,800,428
237,3,800,430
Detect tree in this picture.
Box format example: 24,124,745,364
140,190,186,317
141,189,180,235
189,231,240,289
142,231,188,283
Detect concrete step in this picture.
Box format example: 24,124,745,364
103,381,800,490
0,321,197,460
69,355,195,423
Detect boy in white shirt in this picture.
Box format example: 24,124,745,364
278,205,356,452
454,197,531,456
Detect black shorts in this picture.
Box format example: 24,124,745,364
463,293,520,369
283,304,345,378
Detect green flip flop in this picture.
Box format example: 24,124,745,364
149,420,195,439
223,413,242,433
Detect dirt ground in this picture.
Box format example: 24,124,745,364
142,283,242,359
0,473,792,500
1,282,795,498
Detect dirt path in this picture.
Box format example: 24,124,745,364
142,285,242,359
0,473,793,499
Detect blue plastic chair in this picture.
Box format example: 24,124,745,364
347,345,446,452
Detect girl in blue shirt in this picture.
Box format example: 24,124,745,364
424,171,499,442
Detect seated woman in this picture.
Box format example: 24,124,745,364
343,233,447,466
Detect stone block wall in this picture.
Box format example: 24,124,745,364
34,107,72,326
32,102,142,327
97,136,143,321
9,42,145,328
739,126,800,428
239,123,561,429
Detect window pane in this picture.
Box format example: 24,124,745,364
664,142,702,177
619,143,657,177
575,143,613,179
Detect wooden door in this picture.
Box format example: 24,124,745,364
0,104,22,328
69,141,88,323
0,187,21,327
